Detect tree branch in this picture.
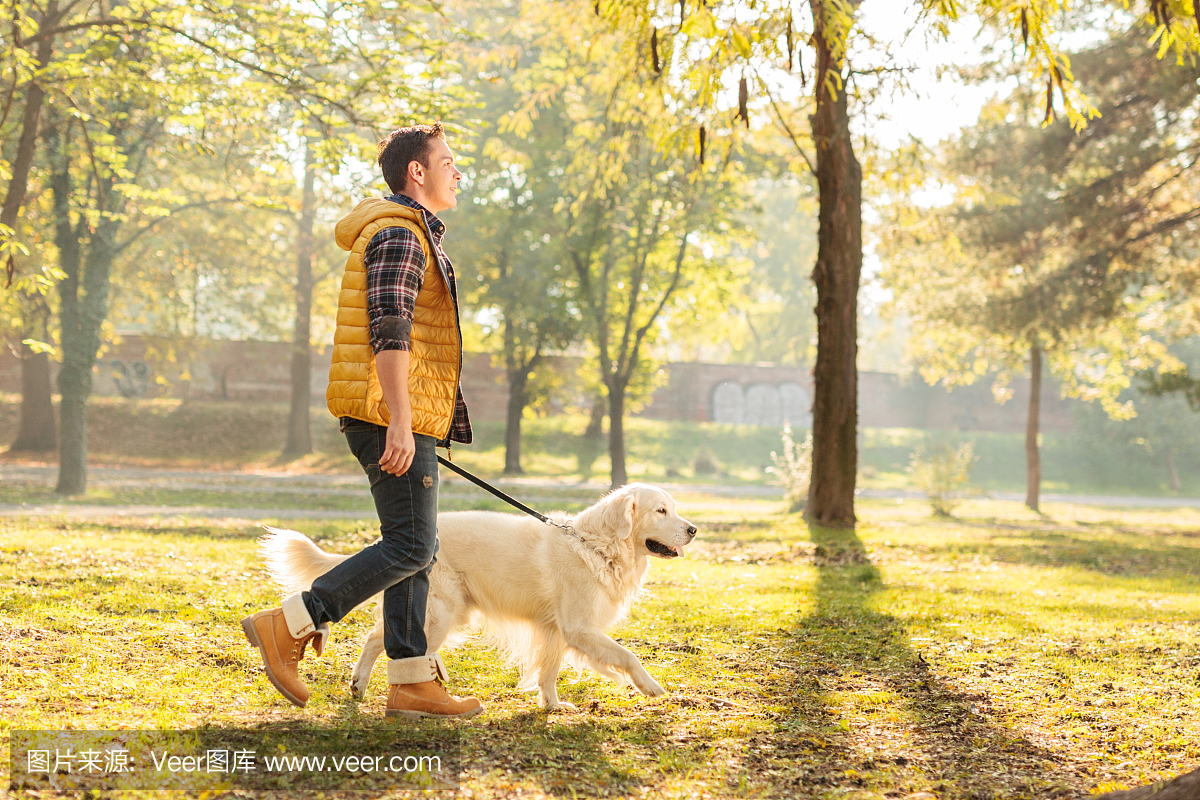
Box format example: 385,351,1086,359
113,197,245,254
758,71,816,178
626,228,687,380
616,187,662,376
21,15,146,44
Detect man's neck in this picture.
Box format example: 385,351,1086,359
398,190,445,215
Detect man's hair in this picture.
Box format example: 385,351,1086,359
377,122,446,194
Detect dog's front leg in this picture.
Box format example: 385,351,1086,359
563,629,666,698
538,681,572,711
532,628,574,712
350,610,386,699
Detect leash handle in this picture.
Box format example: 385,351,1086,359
436,455,579,539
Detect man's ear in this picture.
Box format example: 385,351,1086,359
407,159,425,188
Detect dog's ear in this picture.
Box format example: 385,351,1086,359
608,492,636,540
576,489,636,540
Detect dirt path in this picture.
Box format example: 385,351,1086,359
0,504,371,519
0,463,779,495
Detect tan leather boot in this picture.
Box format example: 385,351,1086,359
240,604,328,708
385,655,482,719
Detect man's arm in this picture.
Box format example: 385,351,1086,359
363,225,426,475
376,350,415,475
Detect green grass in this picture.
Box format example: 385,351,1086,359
1,497,1198,798
858,427,1200,497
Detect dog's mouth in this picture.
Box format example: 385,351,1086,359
645,539,681,558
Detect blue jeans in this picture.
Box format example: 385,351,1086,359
301,419,439,660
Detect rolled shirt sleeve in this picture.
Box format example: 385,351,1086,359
364,226,426,353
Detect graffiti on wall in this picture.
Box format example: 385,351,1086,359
109,360,150,398
710,381,811,427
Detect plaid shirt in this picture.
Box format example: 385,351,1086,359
364,193,472,446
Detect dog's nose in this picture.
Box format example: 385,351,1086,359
686,525,697,539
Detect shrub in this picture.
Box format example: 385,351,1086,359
692,447,720,475
908,438,975,517
767,425,812,513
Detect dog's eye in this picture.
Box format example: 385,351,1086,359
657,507,667,515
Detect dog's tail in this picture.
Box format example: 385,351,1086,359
476,618,544,691
257,526,348,595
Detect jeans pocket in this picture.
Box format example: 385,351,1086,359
375,427,387,467
366,463,385,488
346,426,383,469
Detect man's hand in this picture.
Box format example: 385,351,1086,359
380,422,416,476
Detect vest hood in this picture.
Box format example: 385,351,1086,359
335,198,423,252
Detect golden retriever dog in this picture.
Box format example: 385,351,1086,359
257,482,697,710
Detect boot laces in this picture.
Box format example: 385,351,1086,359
289,633,314,663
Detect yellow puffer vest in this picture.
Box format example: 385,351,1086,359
327,198,462,439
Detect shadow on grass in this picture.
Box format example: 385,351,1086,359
329,696,666,795
885,514,1200,583
965,533,1200,584
461,710,670,794
48,519,268,540
738,523,1086,799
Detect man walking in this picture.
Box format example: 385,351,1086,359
241,122,482,719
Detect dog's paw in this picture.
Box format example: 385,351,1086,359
349,674,368,699
536,690,577,712
637,676,667,697
540,701,577,712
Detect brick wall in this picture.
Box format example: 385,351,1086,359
639,362,1074,433
0,336,1076,432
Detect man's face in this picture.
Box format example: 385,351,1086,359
409,137,461,213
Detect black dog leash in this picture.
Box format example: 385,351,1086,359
436,455,580,540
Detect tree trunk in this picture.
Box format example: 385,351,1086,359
1025,340,1042,512
574,392,606,478
0,1,58,250
7,17,62,450
283,141,317,458
805,1,863,528
53,124,115,495
504,368,529,475
584,393,606,441
608,383,627,489
45,117,83,493
9,346,56,451
57,231,115,495
1164,445,1181,492
56,364,88,493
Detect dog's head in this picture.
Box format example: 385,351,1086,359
576,483,697,559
